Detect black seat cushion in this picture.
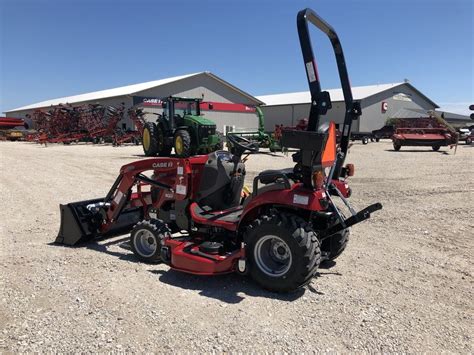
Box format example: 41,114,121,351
257,168,295,185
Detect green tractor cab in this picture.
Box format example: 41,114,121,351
141,96,223,157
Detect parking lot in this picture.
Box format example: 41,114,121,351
0,141,472,352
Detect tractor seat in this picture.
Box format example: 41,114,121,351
257,168,295,185
190,202,242,231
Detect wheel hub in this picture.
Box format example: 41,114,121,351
143,129,150,150
254,235,292,277
134,229,158,257
175,136,183,154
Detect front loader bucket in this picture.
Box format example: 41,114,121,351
56,198,104,246
56,198,144,246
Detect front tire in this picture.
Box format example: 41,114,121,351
245,212,321,292
174,129,192,157
130,219,170,263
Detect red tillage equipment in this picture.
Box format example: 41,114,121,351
113,107,146,146
0,117,27,129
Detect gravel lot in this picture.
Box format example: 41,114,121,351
1,140,472,352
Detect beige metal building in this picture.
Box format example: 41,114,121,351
5,72,263,132
256,82,440,133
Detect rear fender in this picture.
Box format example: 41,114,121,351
239,185,327,227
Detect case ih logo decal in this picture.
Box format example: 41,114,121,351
132,96,163,106
381,102,388,113
152,162,173,168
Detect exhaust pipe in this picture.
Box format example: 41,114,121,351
56,197,144,246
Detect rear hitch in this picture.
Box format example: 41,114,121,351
319,202,383,241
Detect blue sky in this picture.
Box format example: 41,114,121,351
1,0,472,115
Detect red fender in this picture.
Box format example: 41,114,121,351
239,183,328,226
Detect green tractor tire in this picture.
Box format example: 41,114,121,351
142,122,171,156
174,130,192,157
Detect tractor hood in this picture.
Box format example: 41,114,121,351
185,114,216,127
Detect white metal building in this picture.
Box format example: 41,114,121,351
256,82,440,133
5,72,263,132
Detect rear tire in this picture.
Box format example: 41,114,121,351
142,122,159,156
142,122,171,157
130,219,171,263
245,212,321,292
321,229,349,263
173,129,192,157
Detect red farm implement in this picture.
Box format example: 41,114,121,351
391,113,459,151
29,103,125,145
112,107,146,146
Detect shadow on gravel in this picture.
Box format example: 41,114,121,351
85,237,141,263
149,269,307,304
49,237,140,263
52,237,337,303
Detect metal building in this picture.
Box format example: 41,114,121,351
5,72,263,132
256,82,439,133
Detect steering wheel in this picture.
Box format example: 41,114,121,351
227,134,259,155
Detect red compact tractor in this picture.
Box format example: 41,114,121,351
56,8,382,292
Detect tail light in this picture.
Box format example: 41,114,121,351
312,170,325,189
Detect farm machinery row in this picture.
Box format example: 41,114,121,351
26,103,146,145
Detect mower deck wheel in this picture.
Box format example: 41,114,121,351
432,145,440,151
393,142,401,151
245,211,321,292
130,219,170,263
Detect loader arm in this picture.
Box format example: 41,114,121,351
57,158,188,245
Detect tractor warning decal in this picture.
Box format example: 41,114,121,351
306,61,317,82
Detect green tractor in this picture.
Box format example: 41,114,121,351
141,96,223,157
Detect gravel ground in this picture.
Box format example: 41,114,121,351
0,141,472,352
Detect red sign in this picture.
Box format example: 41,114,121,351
201,102,256,113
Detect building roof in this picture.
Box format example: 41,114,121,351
6,71,262,112
256,82,439,108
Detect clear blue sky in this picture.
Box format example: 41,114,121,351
1,0,472,115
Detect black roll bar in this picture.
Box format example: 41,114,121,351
297,8,362,178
